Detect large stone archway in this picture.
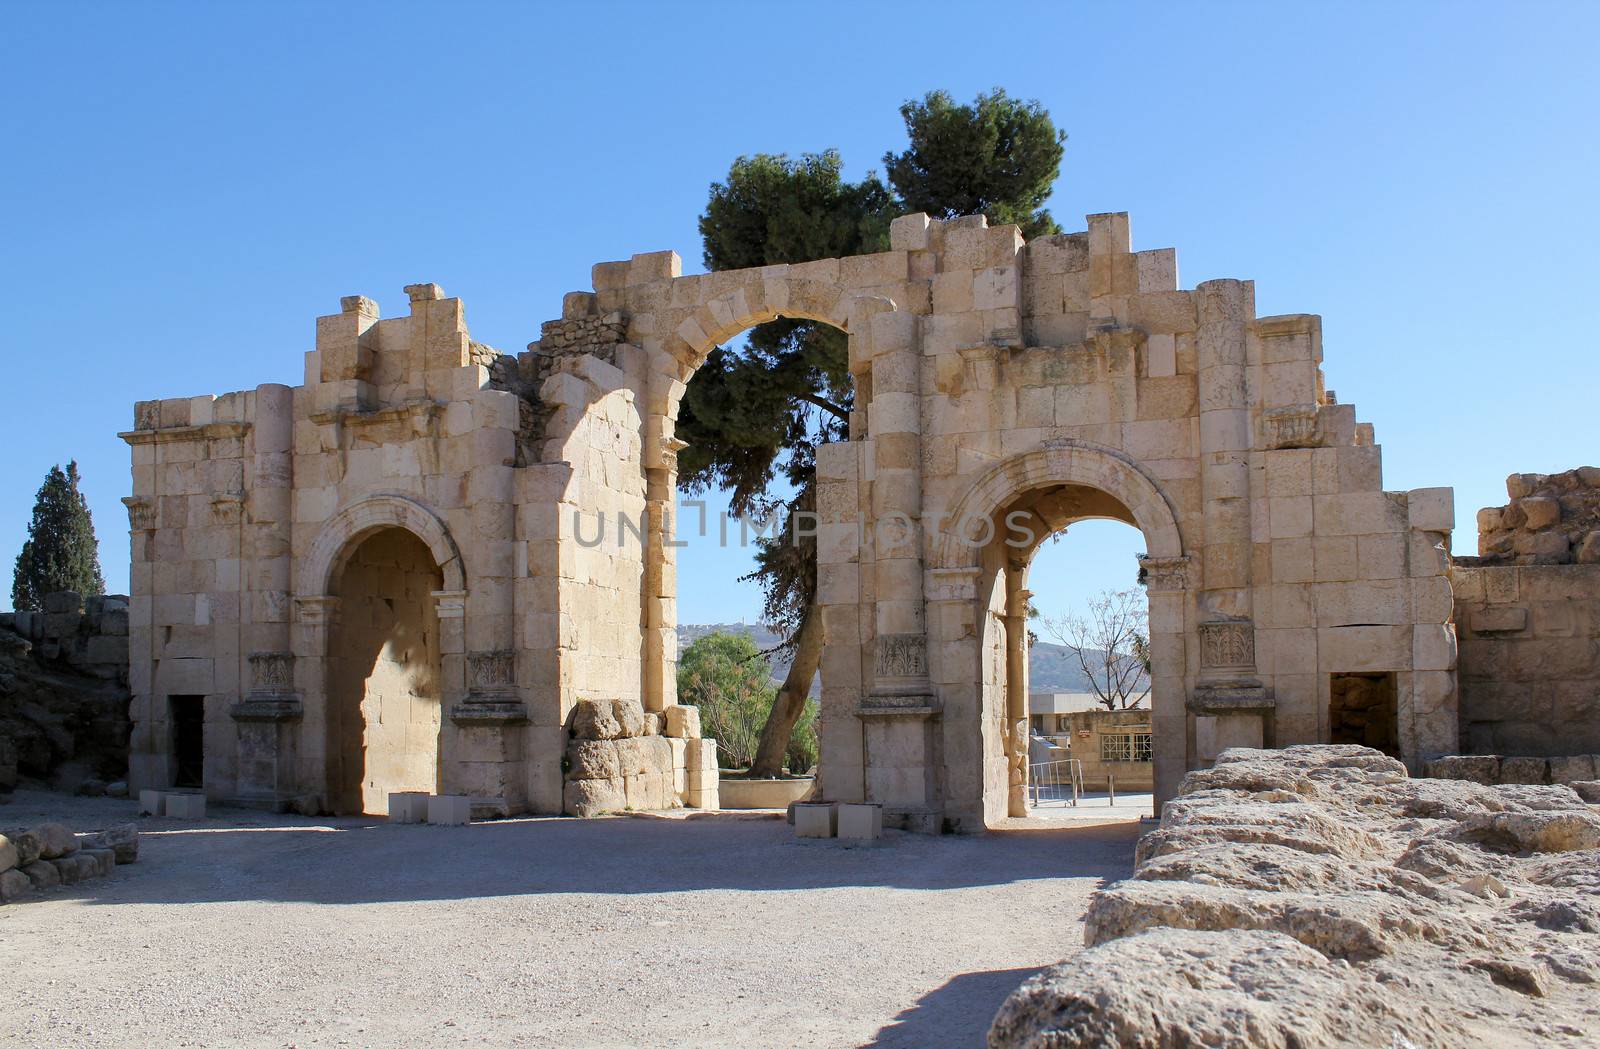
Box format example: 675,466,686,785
124,208,1460,829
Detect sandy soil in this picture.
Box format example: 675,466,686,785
0,790,1137,1049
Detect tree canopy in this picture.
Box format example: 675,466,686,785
884,88,1066,239
12,460,105,611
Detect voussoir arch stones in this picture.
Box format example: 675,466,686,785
298,493,465,598
931,439,1186,570
641,274,874,376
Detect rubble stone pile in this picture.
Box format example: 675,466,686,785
562,699,719,816
0,821,138,903
1471,468,1600,565
990,745,1600,1048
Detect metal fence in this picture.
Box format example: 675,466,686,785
1027,758,1085,807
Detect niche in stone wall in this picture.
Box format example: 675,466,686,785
1328,672,1398,756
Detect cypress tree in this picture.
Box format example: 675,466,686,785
11,461,105,610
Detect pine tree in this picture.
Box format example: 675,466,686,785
11,461,105,611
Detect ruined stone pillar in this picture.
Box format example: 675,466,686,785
1191,280,1270,745
231,383,302,808
1003,569,1031,818
856,307,942,833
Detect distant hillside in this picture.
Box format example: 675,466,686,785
677,623,1096,694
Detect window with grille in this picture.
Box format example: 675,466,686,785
1101,731,1153,763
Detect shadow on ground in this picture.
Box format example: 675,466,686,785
864,966,1043,1048
10,798,1141,907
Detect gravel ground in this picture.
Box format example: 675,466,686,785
0,790,1137,1049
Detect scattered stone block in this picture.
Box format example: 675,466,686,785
664,705,701,739
138,790,166,816
563,777,624,818
20,860,59,890
78,824,138,864
70,853,98,881
1572,781,1600,804
0,835,17,874
388,792,430,824
32,823,78,859
837,803,884,841
427,795,472,825
794,802,837,838
106,781,129,798
163,793,207,819
611,698,646,738
49,856,80,885
569,698,622,741
1424,755,1501,784
1549,755,1599,784
82,848,116,877
9,830,42,867
1498,756,1550,785
0,868,29,902
567,740,621,781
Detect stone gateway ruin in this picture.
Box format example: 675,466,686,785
123,208,1573,831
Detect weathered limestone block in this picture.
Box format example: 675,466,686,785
563,777,624,817
426,795,472,825
1498,755,1551,785
8,830,42,868
989,745,1600,1048
1549,755,1599,783
664,704,701,739
567,740,621,781
82,848,116,877
610,698,645,739
0,868,30,902
32,823,78,860
49,856,80,885
569,698,622,741
20,860,59,890
0,835,16,874
75,824,139,864
1424,755,1501,784
1572,781,1600,803
794,803,836,838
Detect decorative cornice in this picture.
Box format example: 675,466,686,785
119,421,250,446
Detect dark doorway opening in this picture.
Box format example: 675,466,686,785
170,695,205,788
1329,672,1398,756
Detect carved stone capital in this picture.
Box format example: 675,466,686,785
1260,404,1324,450
1198,620,1256,671
122,496,158,532
248,651,296,695
874,632,928,680
1138,555,1190,591
210,493,245,525
466,650,516,696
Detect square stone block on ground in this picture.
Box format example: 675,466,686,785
837,803,883,841
164,793,207,819
427,795,473,825
794,802,837,838
388,792,429,824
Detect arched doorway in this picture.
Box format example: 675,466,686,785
928,441,1189,830
325,527,446,815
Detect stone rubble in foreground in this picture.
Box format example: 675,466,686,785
989,744,1600,1048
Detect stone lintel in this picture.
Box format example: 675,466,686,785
119,420,251,445
230,696,304,722
1187,683,1273,715
450,699,530,725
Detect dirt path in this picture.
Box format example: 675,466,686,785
0,791,1138,1049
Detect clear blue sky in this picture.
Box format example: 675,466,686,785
3,2,1597,625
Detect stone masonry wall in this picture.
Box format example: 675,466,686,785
1452,562,1600,756
2,591,130,684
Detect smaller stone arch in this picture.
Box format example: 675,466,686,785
656,275,858,379
932,439,1185,570
297,493,465,598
